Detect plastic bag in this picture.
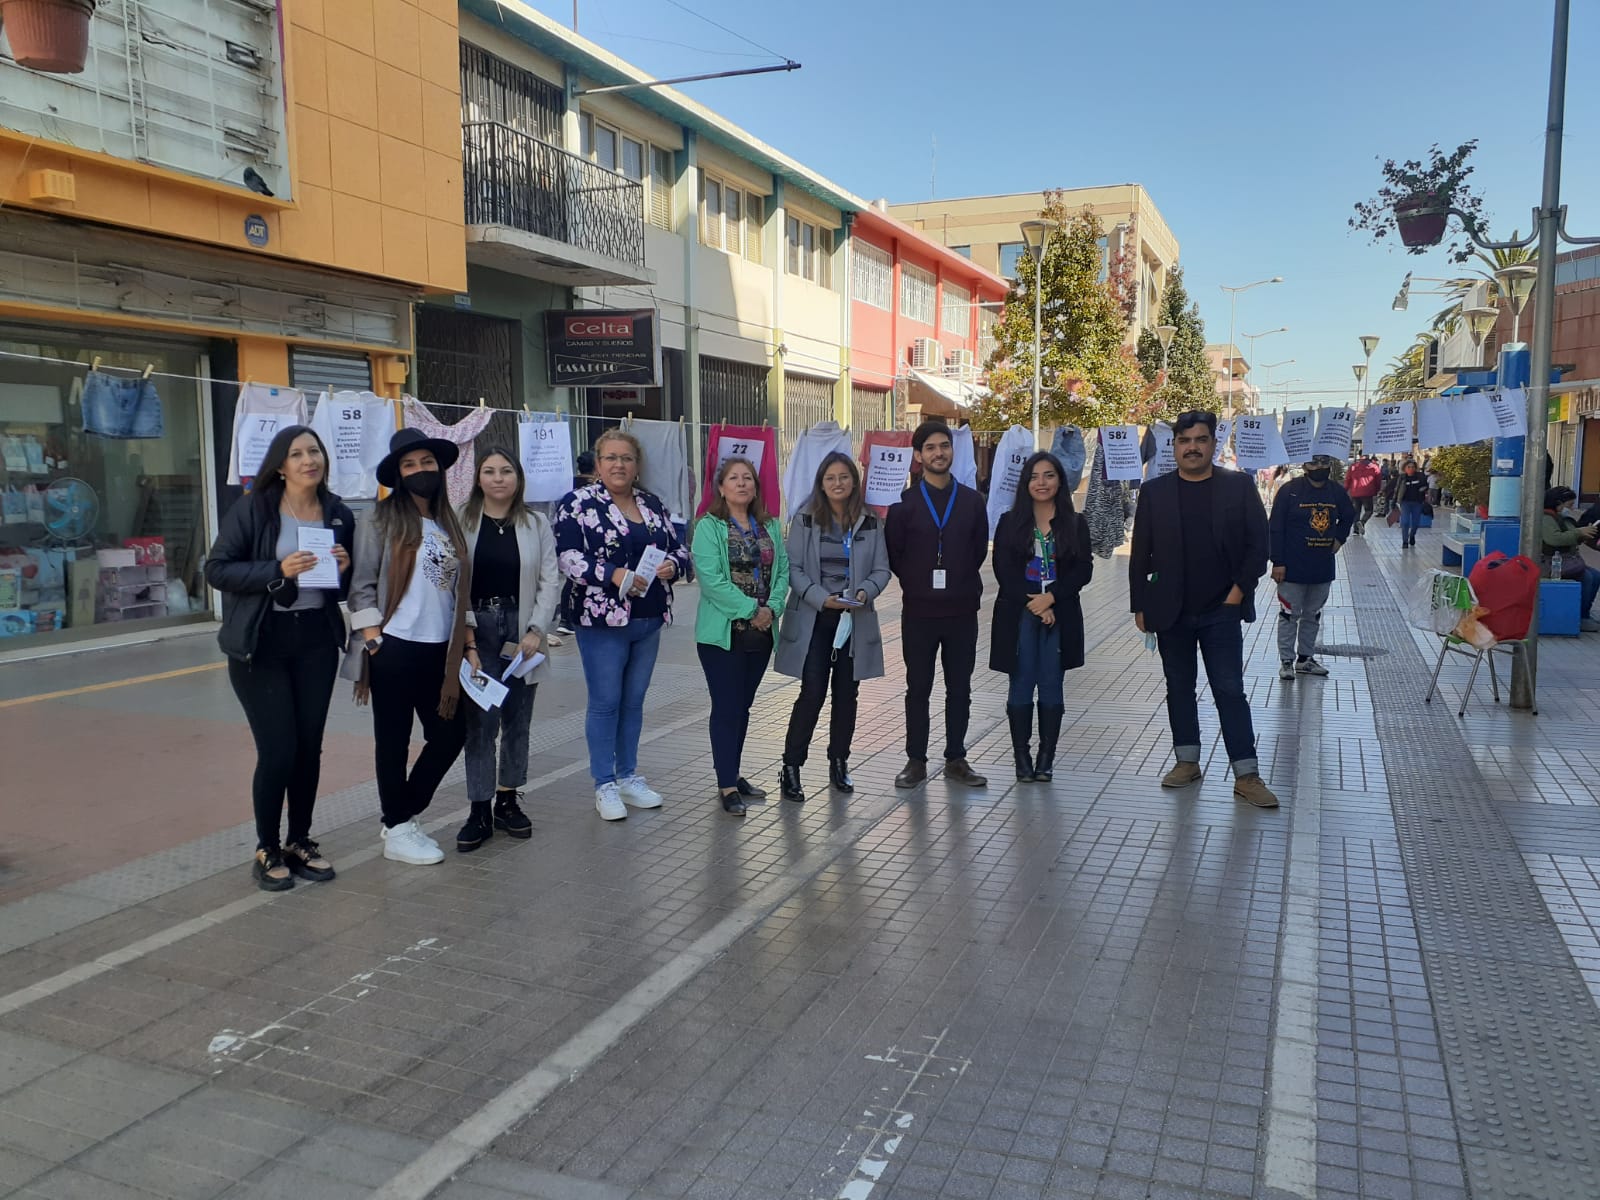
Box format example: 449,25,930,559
1455,606,1497,649
1409,570,1474,636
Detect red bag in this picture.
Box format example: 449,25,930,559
1468,551,1540,642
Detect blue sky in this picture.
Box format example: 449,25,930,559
528,0,1599,410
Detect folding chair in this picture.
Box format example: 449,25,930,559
1420,573,1533,717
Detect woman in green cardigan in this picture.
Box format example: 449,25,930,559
691,457,790,815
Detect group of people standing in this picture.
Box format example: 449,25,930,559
211,409,1315,893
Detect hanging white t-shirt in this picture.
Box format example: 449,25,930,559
384,519,458,644
951,425,978,489
781,420,853,518
985,425,1035,536
228,384,308,484
309,391,394,499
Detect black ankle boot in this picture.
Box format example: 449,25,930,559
828,758,854,793
780,764,806,802
1007,704,1035,781
1034,705,1064,781
456,803,494,852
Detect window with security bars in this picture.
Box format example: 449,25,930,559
700,357,768,427
781,374,835,462
978,307,999,367
901,264,936,325
460,44,564,143
941,281,971,336
699,170,763,262
849,386,892,450
852,241,892,310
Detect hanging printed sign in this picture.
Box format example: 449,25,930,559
716,434,765,476
1310,406,1356,459
1100,425,1142,481
237,413,291,478
1416,398,1459,449
1145,422,1175,479
1212,417,1233,465
1233,414,1289,472
1452,392,1499,443
1280,409,1315,461
863,442,913,508
544,309,662,387
518,417,575,502
1365,401,1415,456
1488,387,1529,438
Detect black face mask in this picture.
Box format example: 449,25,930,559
401,469,442,499
1305,468,1330,483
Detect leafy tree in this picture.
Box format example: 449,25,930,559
1374,335,1435,402
1431,441,1490,507
1135,265,1217,419
975,192,1148,430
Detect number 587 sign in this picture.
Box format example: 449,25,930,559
1101,425,1143,481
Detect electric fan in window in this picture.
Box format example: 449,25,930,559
42,478,99,546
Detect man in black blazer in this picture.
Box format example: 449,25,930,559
1129,410,1277,808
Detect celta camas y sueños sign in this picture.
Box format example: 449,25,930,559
545,309,662,388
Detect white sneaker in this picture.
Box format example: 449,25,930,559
595,783,627,821
381,819,444,865
1278,661,1296,681
617,775,663,809
1295,657,1330,677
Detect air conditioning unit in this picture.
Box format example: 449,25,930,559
910,337,942,370
944,348,976,382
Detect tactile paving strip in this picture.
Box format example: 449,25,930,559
1347,545,1600,1197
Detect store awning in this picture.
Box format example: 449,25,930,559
906,370,987,419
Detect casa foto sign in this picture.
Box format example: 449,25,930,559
544,308,662,388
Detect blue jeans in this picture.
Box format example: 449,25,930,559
1399,500,1423,542
1008,617,1064,707
464,603,538,804
1156,608,1259,777
83,373,164,438
575,617,664,785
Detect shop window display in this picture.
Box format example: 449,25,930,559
0,334,210,647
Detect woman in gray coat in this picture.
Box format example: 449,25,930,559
775,452,892,802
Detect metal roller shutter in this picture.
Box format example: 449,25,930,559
289,347,375,393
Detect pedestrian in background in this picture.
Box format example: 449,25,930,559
1540,486,1600,632
348,429,476,866
1269,456,1353,681
691,458,789,816
886,419,989,790
776,452,892,803
1396,461,1428,548
1129,410,1277,808
990,451,1092,783
454,448,559,852
554,429,690,821
207,425,353,891
1344,454,1381,534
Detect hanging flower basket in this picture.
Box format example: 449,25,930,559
1393,194,1451,250
2,0,96,75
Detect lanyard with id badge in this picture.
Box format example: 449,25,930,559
1033,527,1056,592
921,481,955,590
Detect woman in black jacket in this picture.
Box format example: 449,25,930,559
990,451,1092,782
205,424,354,891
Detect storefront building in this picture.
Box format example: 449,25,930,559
0,0,466,655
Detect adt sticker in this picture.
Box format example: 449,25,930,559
244,215,269,248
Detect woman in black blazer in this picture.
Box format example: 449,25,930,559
990,451,1092,783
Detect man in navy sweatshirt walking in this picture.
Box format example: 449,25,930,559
1269,456,1354,681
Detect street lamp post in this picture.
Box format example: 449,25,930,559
1352,363,1368,414
1156,324,1178,381
1019,219,1058,448
1494,263,1538,344
1258,360,1296,414
1241,327,1288,414
1359,335,1380,413
1222,277,1283,417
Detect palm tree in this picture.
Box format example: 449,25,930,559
1431,239,1537,336
1375,334,1437,401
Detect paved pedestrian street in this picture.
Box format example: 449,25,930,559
4,526,1600,1200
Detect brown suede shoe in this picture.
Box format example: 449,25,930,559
895,759,928,789
1233,774,1279,808
1161,762,1203,788
944,758,988,787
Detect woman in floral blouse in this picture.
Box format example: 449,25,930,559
554,428,691,822
691,458,788,816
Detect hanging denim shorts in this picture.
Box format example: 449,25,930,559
82,373,164,439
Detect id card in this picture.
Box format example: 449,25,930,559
932,569,947,590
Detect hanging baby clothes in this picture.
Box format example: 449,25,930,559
695,424,781,518
951,424,978,490
82,370,164,440
228,384,308,484
309,391,394,499
402,397,495,507
984,424,1035,537
781,420,852,518
1083,437,1129,559
628,418,694,520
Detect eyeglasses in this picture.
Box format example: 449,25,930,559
599,454,636,465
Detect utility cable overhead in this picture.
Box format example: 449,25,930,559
660,0,790,63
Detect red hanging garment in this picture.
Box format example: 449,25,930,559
1468,551,1540,642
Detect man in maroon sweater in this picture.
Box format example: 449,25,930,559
1344,454,1382,535
885,420,989,790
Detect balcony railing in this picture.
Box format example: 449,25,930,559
462,122,645,269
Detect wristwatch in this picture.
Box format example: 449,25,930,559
364,636,383,653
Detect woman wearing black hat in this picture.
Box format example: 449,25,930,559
345,428,477,865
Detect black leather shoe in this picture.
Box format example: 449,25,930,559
944,758,988,788
780,764,806,802
895,759,928,789
492,791,533,838
720,790,747,816
252,848,294,892
735,777,767,800
456,804,494,852
1006,704,1035,781
828,758,854,793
